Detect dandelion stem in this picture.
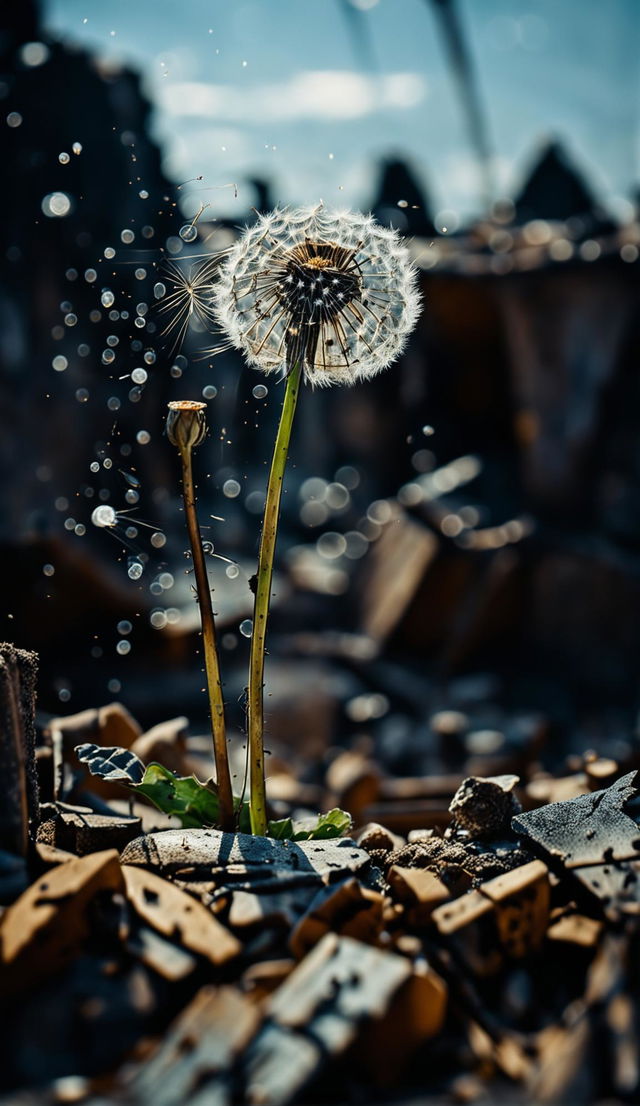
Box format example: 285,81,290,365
248,361,302,835
179,445,234,832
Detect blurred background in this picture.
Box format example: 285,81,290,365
2,0,640,787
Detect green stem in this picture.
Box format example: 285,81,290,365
248,362,302,835
180,446,235,832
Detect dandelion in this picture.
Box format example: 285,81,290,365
210,205,421,834
213,203,421,387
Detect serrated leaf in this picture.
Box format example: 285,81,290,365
133,763,221,828
75,743,146,784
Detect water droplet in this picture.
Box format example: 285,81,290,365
72,141,82,155
159,572,174,589
125,489,139,504
116,639,132,655
52,355,68,372
101,290,115,308
422,425,434,436
91,505,117,528
75,388,89,403
127,561,144,580
84,268,97,283
150,531,166,548
120,229,135,244
202,541,214,554
43,563,55,577
252,384,268,399
7,112,22,128
90,461,100,473
223,479,241,498
136,429,151,444
153,281,166,299
135,267,146,280
58,151,70,165
150,610,167,629
42,191,72,217
179,224,198,242
171,365,183,378
102,349,115,364
117,620,132,635
131,368,148,385
107,396,121,411
239,619,253,638
134,316,146,328
143,350,156,365
104,247,115,259
225,564,239,579
202,385,217,399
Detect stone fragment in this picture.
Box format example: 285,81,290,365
289,877,384,959
387,866,450,924
50,702,142,800
120,828,371,891
356,821,405,854
449,774,521,838
546,912,603,948
122,864,241,966
130,716,190,775
0,850,123,997
432,859,549,973
513,771,640,920
126,924,198,982
36,802,142,856
478,859,550,957
243,933,445,1104
126,985,261,1106
242,959,296,1002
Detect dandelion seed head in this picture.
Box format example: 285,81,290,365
213,204,421,387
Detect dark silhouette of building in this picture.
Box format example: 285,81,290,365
513,139,612,231
371,157,435,236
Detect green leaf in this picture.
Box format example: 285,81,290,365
304,807,352,840
133,763,221,828
267,808,352,842
267,816,295,840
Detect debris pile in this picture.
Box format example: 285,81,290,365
2,651,640,1104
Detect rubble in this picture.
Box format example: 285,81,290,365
1,681,639,1104
513,770,640,919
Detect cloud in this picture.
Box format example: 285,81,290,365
157,71,427,123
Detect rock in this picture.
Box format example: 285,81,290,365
130,716,190,775
242,933,446,1104
513,771,640,920
0,850,123,998
289,877,384,959
126,985,261,1106
449,774,521,838
36,802,142,856
120,829,371,892
387,866,450,925
432,859,550,974
122,864,241,967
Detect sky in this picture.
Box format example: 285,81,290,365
45,0,639,226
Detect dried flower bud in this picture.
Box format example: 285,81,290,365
166,400,207,451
